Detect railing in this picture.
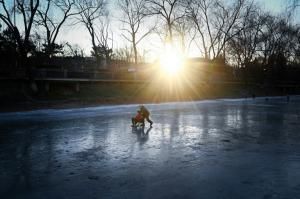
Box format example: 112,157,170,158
1,68,300,88
0,68,145,81
33,69,115,79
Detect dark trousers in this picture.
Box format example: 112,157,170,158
145,116,153,125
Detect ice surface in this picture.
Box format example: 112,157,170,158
1,96,300,199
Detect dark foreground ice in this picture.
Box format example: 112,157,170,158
1,96,300,199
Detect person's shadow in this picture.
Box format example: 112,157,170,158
132,126,153,144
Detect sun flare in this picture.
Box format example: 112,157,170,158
159,43,184,76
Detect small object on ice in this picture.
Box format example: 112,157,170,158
241,180,252,185
221,139,231,143
88,176,99,180
263,194,273,199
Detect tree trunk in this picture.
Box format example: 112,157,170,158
133,33,138,64
167,20,173,43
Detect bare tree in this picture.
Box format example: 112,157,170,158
113,46,134,62
227,5,265,67
0,0,40,59
257,15,299,67
75,0,112,63
228,8,300,71
185,0,210,59
145,0,184,43
118,0,153,64
64,42,85,57
173,15,195,57
36,0,81,57
92,18,113,63
186,0,249,60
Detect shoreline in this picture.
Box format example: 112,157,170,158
1,78,298,113
0,94,293,114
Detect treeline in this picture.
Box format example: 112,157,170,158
0,0,300,82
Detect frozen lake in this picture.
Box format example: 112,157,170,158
1,96,300,199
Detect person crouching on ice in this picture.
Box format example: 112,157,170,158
139,105,153,127
132,110,145,127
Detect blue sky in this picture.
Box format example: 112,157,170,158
258,0,284,13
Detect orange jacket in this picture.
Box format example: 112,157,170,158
135,112,144,122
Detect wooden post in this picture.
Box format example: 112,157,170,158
76,82,80,92
45,82,50,92
31,81,38,92
64,69,68,78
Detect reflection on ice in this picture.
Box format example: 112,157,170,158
1,96,300,198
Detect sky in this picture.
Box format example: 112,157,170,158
259,0,284,12
1,0,299,61
56,0,299,60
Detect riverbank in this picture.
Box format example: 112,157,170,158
0,93,293,113
0,79,298,113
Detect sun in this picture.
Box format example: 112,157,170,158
159,43,184,76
